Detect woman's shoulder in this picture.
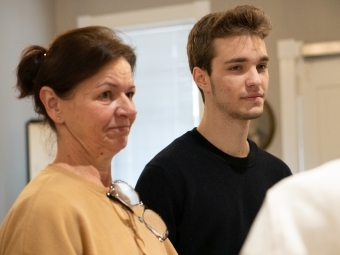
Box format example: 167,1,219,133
10,164,108,218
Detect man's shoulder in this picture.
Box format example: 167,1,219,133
142,129,206,179
249,140,290,168
149,130,197,160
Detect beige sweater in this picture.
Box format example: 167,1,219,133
0,164,177,255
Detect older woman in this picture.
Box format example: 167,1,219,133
0,26,177,255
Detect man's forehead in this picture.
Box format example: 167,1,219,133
213,35,268,62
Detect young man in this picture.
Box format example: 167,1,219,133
135,5,292,255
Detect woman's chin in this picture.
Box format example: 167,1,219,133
110,140,128,154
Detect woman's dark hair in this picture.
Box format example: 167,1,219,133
16,26,136,130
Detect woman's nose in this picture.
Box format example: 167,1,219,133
115,95,137,118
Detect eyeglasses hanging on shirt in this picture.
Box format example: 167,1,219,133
107,180,169,242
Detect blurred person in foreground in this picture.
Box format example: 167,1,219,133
0,26,177,255
241,158,340,255
135,5,292,255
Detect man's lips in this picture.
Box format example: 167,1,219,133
241,94,264,101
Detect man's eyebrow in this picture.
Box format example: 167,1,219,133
224,56,269,64
224,57,247,64
260,56,269,62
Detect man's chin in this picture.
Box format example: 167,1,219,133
248,112,263,120
235,107,263,119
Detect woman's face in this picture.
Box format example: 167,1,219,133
59,58,137,158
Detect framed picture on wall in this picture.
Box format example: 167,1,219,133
26,119,56,182
248,101,275,150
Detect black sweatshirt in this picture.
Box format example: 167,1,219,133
135,128,292,255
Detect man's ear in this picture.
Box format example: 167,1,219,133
39,86,63,123
192,67,211,93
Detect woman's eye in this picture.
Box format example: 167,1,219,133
100,91,111,100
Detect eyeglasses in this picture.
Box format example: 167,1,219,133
106,180,169,242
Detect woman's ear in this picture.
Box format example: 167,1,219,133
192,67,211,93
39,86,63,123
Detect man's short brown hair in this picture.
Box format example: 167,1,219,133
187,5,271,101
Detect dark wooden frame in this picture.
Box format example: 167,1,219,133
248,101,275,150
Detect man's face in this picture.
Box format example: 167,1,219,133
207,35,269,120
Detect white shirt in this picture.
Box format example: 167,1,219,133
240,159,340,255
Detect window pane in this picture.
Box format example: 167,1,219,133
113,24,196,186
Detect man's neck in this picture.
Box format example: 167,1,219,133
197,114,250,157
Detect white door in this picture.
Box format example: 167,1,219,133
299,55,340,170
278,39,340,173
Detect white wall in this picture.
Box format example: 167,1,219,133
55,0,340,165
2,0,340,223
0,0,55,223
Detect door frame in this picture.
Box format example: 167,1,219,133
278,39,340,173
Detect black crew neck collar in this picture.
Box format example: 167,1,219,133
187,127,258,167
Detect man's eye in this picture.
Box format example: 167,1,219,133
230,66,242,71
257,64,267,70
126,92,135,99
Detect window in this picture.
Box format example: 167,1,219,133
113,24,200,186
77,1,210,186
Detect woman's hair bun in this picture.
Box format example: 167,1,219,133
16,45,47,98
